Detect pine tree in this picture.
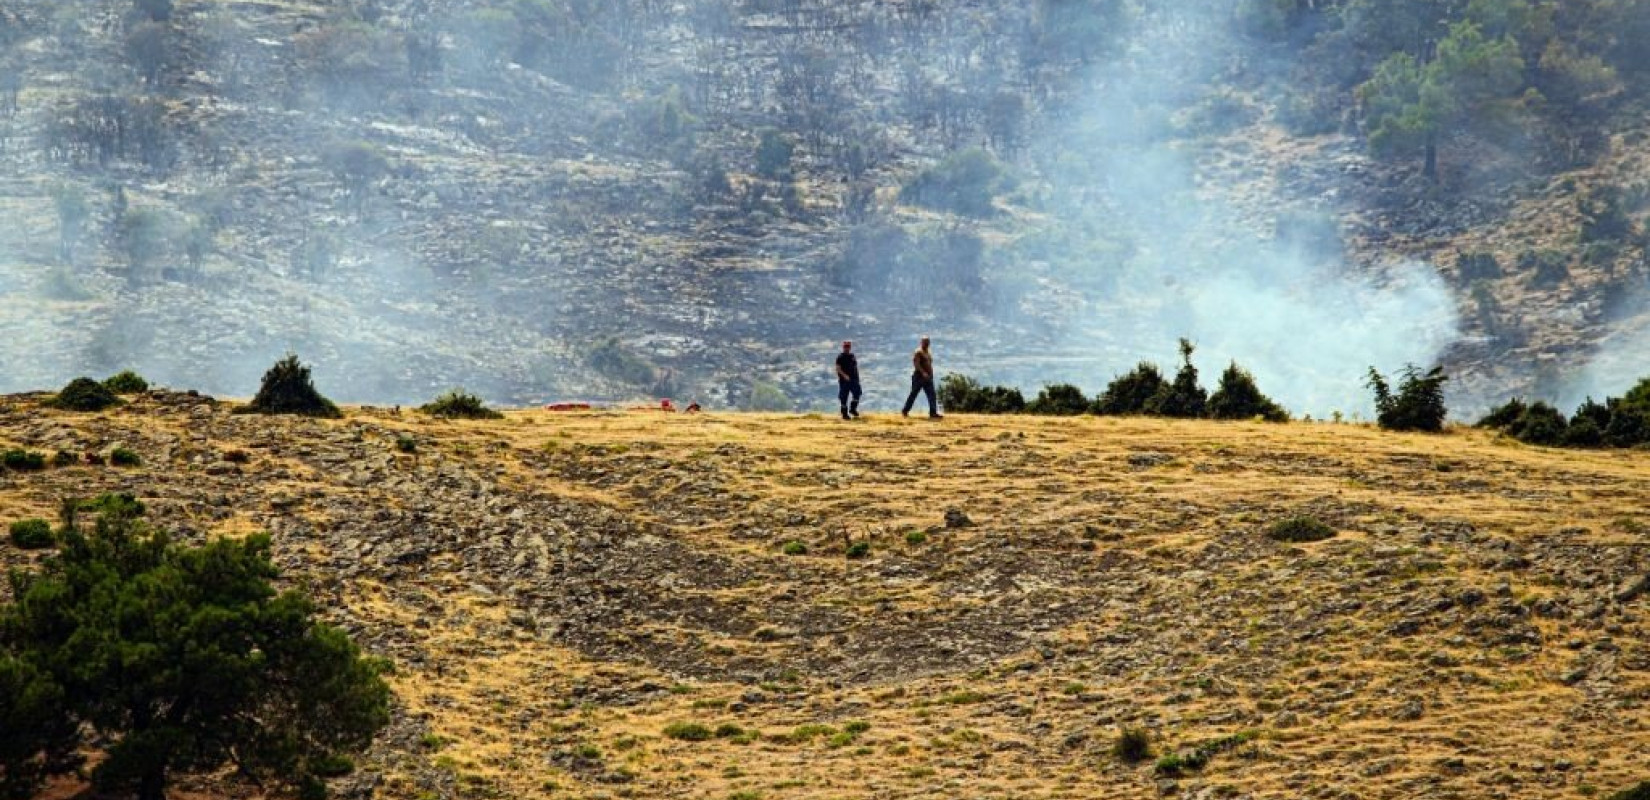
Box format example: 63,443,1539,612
1144,339,1207,418
1,502,389,800
241,354,342,418
1207,362,1289,422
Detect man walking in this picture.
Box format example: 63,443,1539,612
835,341,862,420
902,336,942,419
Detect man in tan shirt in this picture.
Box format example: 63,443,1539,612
901,336,942,419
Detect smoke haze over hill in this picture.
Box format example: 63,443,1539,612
1,0,1643,416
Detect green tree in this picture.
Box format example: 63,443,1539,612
1207,363,1290,422
240,354,343,418
0,655,77,800
1093,363,1168,416
0,505,389,800
1368,364,1449,432
1027,384,1090,416
1144,339,1208,418
1358,21,1526,178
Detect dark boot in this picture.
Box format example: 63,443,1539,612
849,401,860,418
841,407,851,420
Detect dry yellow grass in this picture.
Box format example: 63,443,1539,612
3,397,1648,800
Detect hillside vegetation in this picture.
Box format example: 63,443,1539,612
2,392,1648,799
0,0,1648,410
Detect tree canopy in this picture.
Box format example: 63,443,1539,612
0,497,390,800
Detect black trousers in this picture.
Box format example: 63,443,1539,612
838,379,862,408
902,375,937,415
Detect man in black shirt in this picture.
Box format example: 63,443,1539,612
835,341,862,420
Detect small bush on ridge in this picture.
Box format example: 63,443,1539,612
939,374,1026,414
102,371,149,394
1027,384,1090,416
1094,363,1168,415
239,354,341,418
419,389,503,420
48,377,120,412
1266,516,1336,543
1208,363,1288,422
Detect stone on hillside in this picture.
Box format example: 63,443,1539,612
944,508,973,529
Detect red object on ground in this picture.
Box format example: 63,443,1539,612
544,403,593,412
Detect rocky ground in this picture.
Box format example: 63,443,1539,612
3,390,1648,799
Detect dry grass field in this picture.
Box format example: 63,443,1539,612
3,392,1649,800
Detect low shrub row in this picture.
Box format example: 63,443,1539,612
941,340,1289,423
1479,379,1650,448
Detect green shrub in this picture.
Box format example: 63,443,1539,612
1482,383,1650,449
52,450,77,468
905,530,928,546
2,449,46,471
419,389,504,420
1506,401,1568,445
8,518,54,549
1604,401,1650,447
1609,781,1650,800
239,354,341,418
845,541,871,560
663,722,714,741
0,500,390,800
1207,362,1288,422
939,374,1026,414
1477,398,1528,429
1266,516,1336,543
1027,384,1090,416
1144,340,1207,418
102,370,149,394
109,447,141,467
395,436,417,454
1564,416,1605,448
781,541,807,556
1094,363,1168,415
1113,727,1153,763
72,493,146,524
310,754,355,778
713,723,745,739
1368,365,1448,432
898,149,1015,218
47,377,120,412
